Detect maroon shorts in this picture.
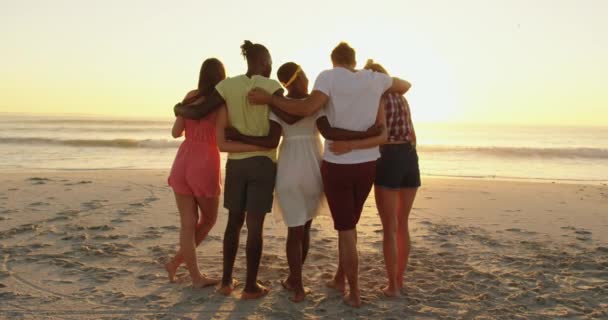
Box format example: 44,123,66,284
321,160,377,231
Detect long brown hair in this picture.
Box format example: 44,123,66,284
198,58,226,96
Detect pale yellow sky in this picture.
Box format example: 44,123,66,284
1,0,607,126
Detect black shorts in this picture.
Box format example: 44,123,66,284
224,156,277,214
375,143,421,189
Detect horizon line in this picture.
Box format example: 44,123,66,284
1,112,606,128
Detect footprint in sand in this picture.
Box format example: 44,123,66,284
144,196,159,203
61,233,88,241
206,235,221,241
137,273,161,281
81,201,104,210
47,216,70,222
595,246,608,253
574,230,592,235
129,202,145,208
64,180,93,186
93,234,127,240
574,229,592,241
8,188,19,191
57,210,79,217
29,202,49,207
117,209,138,216
134,228,163,240
87,225,115,231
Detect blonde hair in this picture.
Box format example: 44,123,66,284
364,59,388,75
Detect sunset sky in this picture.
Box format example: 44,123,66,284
1,0,606,125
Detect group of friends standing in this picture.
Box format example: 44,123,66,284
164,41,420,307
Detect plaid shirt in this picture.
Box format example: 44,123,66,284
383,93,416,144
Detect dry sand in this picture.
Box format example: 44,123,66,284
0,170,606,319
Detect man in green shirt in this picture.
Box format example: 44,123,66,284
174,40,283,299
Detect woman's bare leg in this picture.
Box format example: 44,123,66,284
285,224,307,302
396,188,417,288
169,192,209,288
166,196,219,283
375,186,400,297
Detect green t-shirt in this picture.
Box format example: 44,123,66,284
215,74,282,161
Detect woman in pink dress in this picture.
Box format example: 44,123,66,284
165,58,224,288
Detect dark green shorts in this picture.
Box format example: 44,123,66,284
224,156,277,214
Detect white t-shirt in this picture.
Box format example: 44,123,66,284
313,67,392,164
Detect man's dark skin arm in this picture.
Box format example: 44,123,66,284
225,121,282,149
316,116,383,141
267,89,303,125
173,89,225,119
270,105,303,125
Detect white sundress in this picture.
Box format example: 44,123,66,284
269,111,325,227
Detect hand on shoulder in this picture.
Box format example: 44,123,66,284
248,87,272,105
183,89,206,105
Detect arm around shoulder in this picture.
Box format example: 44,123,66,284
175,89,225,120
386,77,412,95
215,106,274,153
249,89,328,117
171,116,185,138
328,103,388,154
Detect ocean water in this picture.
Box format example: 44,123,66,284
1,114,607,184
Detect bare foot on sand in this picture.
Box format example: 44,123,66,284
325,279,346,293
281,278,295,292
397,274,405,290
192,275,220,289
343,292,362,308
241,283,270,300
217,278,239,296
289,287,312,303
164,260,179,282
381,285,399,298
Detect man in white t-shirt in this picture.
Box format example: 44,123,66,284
248,42,411,307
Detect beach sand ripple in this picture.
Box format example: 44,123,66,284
0,171,606,319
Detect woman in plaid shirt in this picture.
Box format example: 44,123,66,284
365,59,419,297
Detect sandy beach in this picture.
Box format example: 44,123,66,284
0,169,606,319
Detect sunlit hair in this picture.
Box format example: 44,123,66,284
198,58,226,96
331,42,356,66
277,62,300,87
241,40,269,65
363,59,389,75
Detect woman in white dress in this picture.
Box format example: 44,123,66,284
271,63,324,302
